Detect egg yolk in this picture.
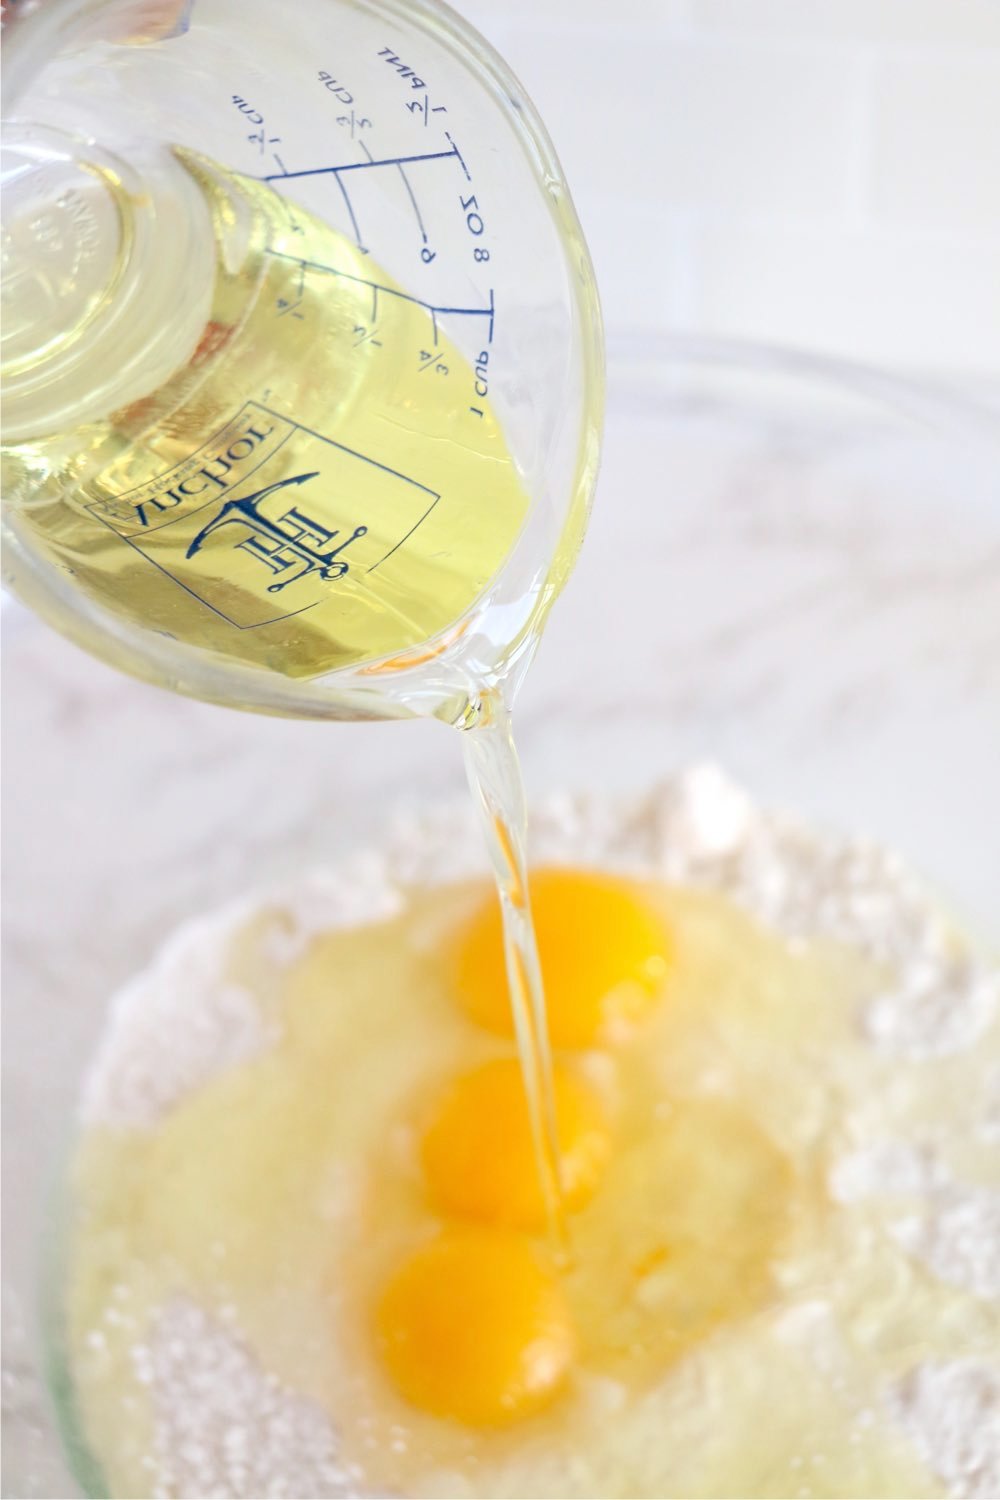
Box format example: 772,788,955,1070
420,1057,611,1229
454,867,671,1048
375,1228,575,1427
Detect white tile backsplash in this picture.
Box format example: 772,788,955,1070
695,216,1000,368
691,0,1000,48
871,53,1000,233
504,30,856,212
462,0,695,32
579,200,697,330
453,0,1000,377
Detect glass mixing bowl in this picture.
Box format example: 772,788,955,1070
2,335,998,1497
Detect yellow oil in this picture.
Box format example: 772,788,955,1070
1,151,530,680
63,875,981,1499
461,702,568,1250
2,144,569,1281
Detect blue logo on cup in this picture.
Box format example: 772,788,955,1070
88,401,439,630
186,472,368,594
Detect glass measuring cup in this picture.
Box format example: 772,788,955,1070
1,0,604,723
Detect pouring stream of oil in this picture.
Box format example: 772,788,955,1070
462,693,568,1252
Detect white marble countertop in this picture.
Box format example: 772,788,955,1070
3,341,999,1497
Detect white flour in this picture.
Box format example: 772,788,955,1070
132,1299,360,1500
890,1364,1000,1500
79,766,1000,1499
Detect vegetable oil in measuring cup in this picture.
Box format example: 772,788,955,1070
0,150,530,681
2,143,568,1241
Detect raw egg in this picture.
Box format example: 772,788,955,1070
420,1056,611,1229
375,1227,575,1427
454,867,671,1047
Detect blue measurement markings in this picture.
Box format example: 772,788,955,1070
444,132,471,183
265,248,495,346
337,109,372,140
231,95,281,156
418,349,449,376
261,135,473,265
275,256,306,319
408,93,448,127
253,77,494,408
262,143,469,185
